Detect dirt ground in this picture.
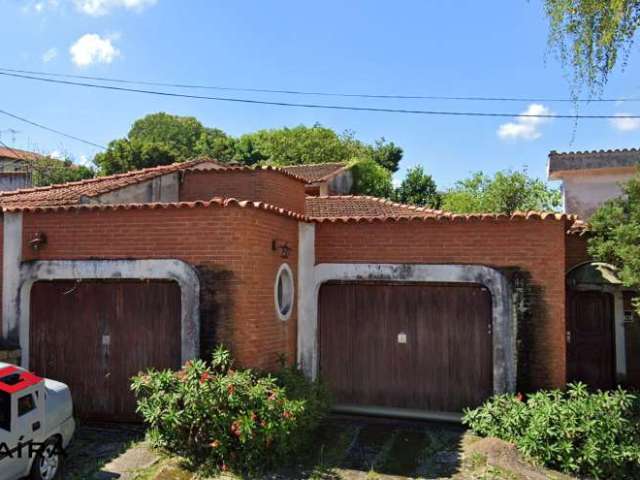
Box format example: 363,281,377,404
61,416,572,480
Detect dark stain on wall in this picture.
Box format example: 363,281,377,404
196,265,234,359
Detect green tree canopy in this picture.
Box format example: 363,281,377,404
588,174,640,310
349,157,394,198
30,156,95,187
545,0,640,93
441,170,561,215
94,112,233,174
93,115,403,180
395,166,441,208
234,125,367,166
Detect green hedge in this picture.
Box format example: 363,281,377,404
462,384,640,479
131,346,331,474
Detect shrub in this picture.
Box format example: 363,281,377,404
462,384,640,479
131,346,331,473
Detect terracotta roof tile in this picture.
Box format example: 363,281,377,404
3,197,307,220
306,195,440,218
0,147,43,162
281,163,349,183
0,158,221,207
306,195,576,223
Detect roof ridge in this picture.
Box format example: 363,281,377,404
308,194,442,212
185,164,309,183
0,158,211,199
550,147,640,157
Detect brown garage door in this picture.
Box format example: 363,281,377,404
319,282,493,413
30,280,182,421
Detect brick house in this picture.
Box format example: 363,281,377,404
0,158,632,421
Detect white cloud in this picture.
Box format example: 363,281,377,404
22,0,59,14
42,47,58,63
610,113,640,132
48,150,64,159
497,103,553,141
74,0,157,16
70,34,120,67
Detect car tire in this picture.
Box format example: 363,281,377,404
30,437,63,480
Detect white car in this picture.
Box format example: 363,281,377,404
0,363,75,480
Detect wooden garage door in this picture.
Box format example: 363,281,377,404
30,280,182,421
319,282,493,413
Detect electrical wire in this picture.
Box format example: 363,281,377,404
0,107,106,149
0,67,636,103
1,71,639,120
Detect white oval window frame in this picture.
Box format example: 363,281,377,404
274,263,295,321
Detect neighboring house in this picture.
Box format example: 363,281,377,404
282,162,352,196
0,157,634,421
548,148,639,219
550,147,640,398
0,147,42,192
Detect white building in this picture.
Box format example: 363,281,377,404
548,148,639,219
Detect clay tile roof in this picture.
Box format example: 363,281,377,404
0,147,43,162
280,162,349,183
2,197,307,221
0,158,220,208
307,195,577,224
548,148,640,177
306,195,440,219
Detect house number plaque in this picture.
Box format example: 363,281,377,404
397,332,407,344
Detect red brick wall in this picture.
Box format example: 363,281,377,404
180,170,306,214
566,233,591,271
21,206,299,370
315,219,568,390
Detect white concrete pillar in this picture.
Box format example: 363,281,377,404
2,212,22,343
297,222,316,378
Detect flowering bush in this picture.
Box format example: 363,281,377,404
131,346,331,473
462,383,640,479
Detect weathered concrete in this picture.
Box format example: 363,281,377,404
2,212,23,342
298,260,516,397
86,172,180,205
11,259,200,368
297,222,316,374
553,170,634,218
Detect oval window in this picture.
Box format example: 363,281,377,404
275,263,294,321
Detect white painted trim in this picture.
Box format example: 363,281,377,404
14,259,200,368
274,262,294,321
297,259,516,396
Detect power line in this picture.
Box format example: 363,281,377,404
0,107,106,149
0,67,636,104
1,71,639,120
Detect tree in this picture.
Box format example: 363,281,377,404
30,156,95,187
545,0,640,93
441,170,561,215
94,113,233,174
371,138,403,173
94,138,178,175
349,157,394,198
588,174,640,310
235,124,367,166
395,166,441,208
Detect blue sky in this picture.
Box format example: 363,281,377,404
1,0,639,189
